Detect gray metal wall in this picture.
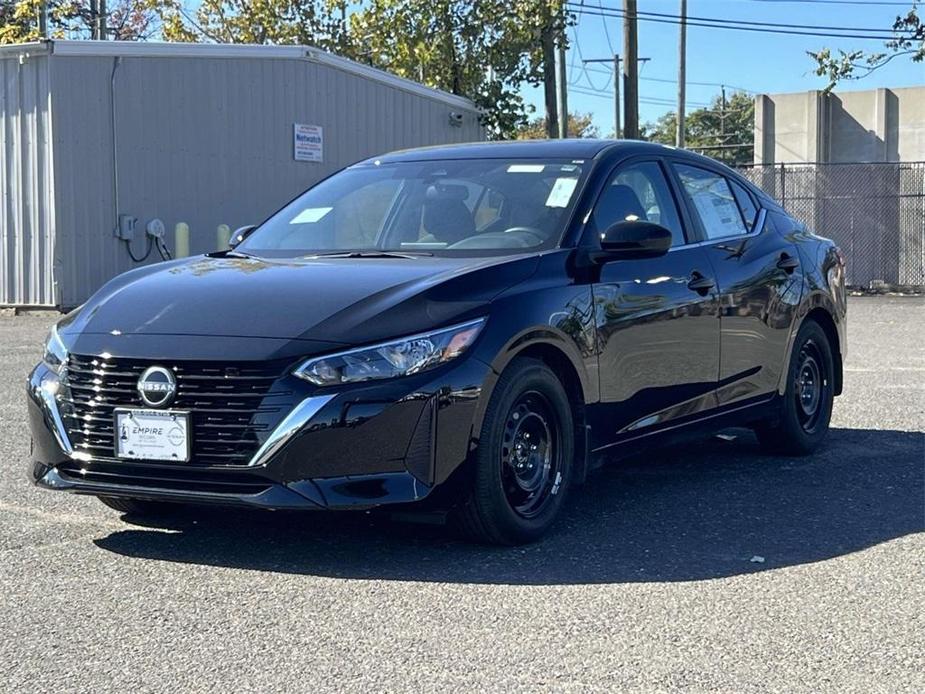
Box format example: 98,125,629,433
49,53,482,307
0,52,56,306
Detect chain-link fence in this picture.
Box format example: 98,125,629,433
737,162,925,289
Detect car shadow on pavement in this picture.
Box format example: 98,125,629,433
93,427,924,585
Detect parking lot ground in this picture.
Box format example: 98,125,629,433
0,296,922,693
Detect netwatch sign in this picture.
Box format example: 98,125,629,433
294,123,324,163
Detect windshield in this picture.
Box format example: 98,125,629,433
238,158,589,256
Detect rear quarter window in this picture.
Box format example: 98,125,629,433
730,180,760,231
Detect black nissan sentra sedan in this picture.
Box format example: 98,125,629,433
28,140,846,544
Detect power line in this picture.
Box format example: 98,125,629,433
569,18,613,92
565,2,916,41
567,3,906,40
597,0,618,55
580,62,756,93
570,85,716,109
745,0,912,6
632,6,902,35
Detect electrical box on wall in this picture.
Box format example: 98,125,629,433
116,215,137,241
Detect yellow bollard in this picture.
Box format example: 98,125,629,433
216,224,231,250
174,222,190,258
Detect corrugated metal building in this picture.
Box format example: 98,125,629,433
0,40,484,308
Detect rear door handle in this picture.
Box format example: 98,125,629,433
777,253,799,273
687,272,715,295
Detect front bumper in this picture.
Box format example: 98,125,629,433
28,355,491,511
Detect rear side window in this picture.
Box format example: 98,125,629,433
674,164,748,240
730,180,760,231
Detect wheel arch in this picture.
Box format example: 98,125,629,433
474,331,594,484
803,306,843,396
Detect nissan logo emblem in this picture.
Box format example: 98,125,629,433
137,366,177,408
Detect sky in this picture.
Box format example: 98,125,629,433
522,0,925,135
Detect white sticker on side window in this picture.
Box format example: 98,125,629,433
289,207,333,224
507,164,545,173
545,177,579,208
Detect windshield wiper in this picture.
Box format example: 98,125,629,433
306,250,432,259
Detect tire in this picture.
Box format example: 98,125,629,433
454,357,574,545
97,496,178,516
755,319,835,456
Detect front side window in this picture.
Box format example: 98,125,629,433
591,161,685,246
674,164,749,240
238,159,589,256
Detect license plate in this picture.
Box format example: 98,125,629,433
114,409,190,462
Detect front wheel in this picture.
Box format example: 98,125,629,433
454,358,574,545
755,319,835,455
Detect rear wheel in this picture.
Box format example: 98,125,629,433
454,358,574,545
97,496,178,516
755,320,835,455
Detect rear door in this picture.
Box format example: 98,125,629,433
589,159,721,442
670,162,803,406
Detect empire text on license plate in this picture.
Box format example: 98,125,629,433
114,409,190,462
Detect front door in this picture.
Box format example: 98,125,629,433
671,163,803,406
589,160,721,445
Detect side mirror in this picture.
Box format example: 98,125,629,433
598,220,672,260
230,225,257,248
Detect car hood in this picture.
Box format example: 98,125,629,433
62,252,540,349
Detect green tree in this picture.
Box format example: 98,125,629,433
160,0,351,51
1,1,168,43
345,1,570,139
642,91,754,165
516,112,599,139
809,4,923,90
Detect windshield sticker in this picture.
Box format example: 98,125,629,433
290,207,333,224
545,177,579,208
507,164,545,173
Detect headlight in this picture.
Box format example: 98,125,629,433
294,318,486,386
43,324,69,374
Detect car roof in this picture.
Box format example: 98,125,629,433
367,139,682,163
359,139,771,204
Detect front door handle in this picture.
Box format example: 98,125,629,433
777,253,799,273
687,272,715,295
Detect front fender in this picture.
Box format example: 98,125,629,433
466,253,597,455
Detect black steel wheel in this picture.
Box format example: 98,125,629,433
500,391,563,519
455,357,574,545
795,339,825,434
755,320,835,455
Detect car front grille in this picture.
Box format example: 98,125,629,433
60,354,294,466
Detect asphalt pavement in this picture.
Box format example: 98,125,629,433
1,296,922,693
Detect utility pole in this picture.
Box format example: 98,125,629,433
613,54,621,138
582,55,621,138
583,54,649,139
557,39,569,138
542,24,559,139
99,0,107,40
90,1,99,39
676,0,687,148
38,2,48,38
622,0,639,139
